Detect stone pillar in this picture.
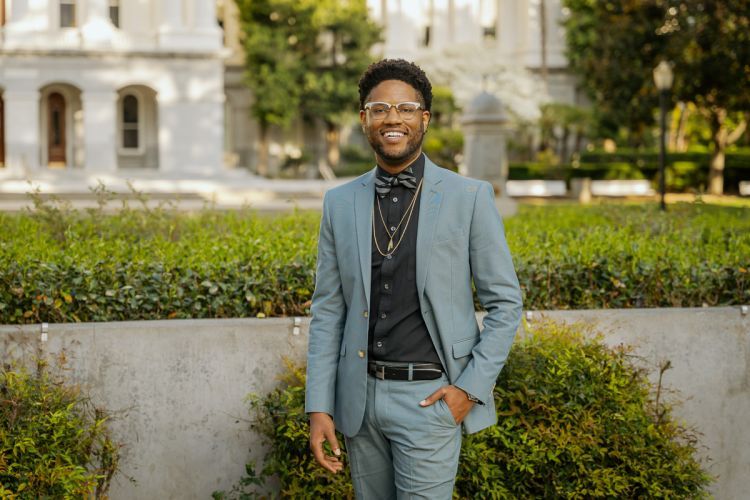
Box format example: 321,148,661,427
460,91,517,216
81,90,118,172
3,89,41,175
193,0,222,50
3,0,51,48
81,0,116,47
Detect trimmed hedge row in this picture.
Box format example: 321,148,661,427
1,202,748,324
214,321,711,499
510,149,750,192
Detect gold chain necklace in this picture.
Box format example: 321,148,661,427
372,179,423,257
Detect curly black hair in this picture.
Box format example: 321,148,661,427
358,59,433,112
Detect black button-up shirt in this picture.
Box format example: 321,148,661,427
368,154,441,365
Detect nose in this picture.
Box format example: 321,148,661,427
383,105,403,124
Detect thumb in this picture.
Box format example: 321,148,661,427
419,387,445,407
326,426,341,456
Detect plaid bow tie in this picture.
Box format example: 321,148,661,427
375,169,417,198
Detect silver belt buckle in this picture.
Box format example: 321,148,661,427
375,365,386,380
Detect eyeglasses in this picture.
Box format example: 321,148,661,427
363,101,424,120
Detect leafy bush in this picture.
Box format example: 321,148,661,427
216,321,711,498
0,357,120,498
1,198,748,324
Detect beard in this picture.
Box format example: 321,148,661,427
367,123,426,167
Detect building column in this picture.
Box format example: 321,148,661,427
82,90,118,173
3,89,41,175
3,0,51,48
193,0,222,49
81,0,116,47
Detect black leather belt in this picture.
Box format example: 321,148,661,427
368,361,443,381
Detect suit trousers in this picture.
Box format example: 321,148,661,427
345,372,462,499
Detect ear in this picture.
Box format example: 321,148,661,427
359,109,367,130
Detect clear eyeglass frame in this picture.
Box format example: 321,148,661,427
363,101,424,120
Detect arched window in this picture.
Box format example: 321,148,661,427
109,0,120,27
122,94,139,149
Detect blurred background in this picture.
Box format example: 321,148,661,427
0,1,747,198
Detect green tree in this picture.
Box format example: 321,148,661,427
563,0,750,194
562,0,671,146
302,0,381,169
235,0,318,176
235,0,380,175
671,1,750,194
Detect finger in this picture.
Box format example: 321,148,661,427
325,427,341,457
419,387,446,406
311,436,328,468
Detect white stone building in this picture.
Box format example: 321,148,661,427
0,0,224,177
0,0,578,182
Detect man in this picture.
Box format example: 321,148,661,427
306,59,522,498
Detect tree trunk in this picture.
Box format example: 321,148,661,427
257,122,269,177
325,121,340,169
708,108,727,195
560,126,570,164
671,102,689,152
540,0,548,89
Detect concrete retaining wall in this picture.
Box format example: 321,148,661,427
1,307,748,499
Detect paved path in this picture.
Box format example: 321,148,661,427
0,168,352,211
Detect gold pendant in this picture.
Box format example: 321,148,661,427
387,239,393,252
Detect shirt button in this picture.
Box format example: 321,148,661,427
392,197,398,203
376,341,383,347
386,254,393,260
380,313,387,319
384,283,390,290
358,350,365,358
390,226,396,232
363,311,368,318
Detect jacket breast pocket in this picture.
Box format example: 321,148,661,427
434,227,466,243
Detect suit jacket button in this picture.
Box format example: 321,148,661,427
363,311,368,318
358,350,365,358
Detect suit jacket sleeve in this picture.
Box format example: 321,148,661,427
304,192,347,415
453,181,523,404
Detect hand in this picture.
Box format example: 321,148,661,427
309,412,343,474
419,385,475,424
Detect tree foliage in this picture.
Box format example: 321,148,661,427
563,0,750,193
234,0,380,173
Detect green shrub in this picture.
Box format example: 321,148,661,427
216,321,711,498
0,357,120,498
0,200,748,323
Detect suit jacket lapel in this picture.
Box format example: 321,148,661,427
416,159,444,299
354,169,375,305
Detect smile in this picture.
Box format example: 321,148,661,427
382,130,406,141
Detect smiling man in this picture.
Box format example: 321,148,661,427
306,59,523,499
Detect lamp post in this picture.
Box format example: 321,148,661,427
653,60,673,211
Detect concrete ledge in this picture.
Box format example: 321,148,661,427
740,180,750,196
590,179,655,197
2,307,748,499
506,180,567,197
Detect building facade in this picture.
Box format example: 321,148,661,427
0,0,578,179
0,0,224,176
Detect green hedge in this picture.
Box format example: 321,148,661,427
509,150,750,192
0,359,120,498
1,202,748,324
214,321,711,499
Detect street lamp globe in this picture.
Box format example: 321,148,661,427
653,60,674,91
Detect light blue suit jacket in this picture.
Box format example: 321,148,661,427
305,157,523,436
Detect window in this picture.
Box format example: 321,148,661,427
109,0,120,28
122,95,139,149
60,0,76,28
1,0,6,27
423,25,431,47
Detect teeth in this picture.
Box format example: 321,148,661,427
384,131,404,138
